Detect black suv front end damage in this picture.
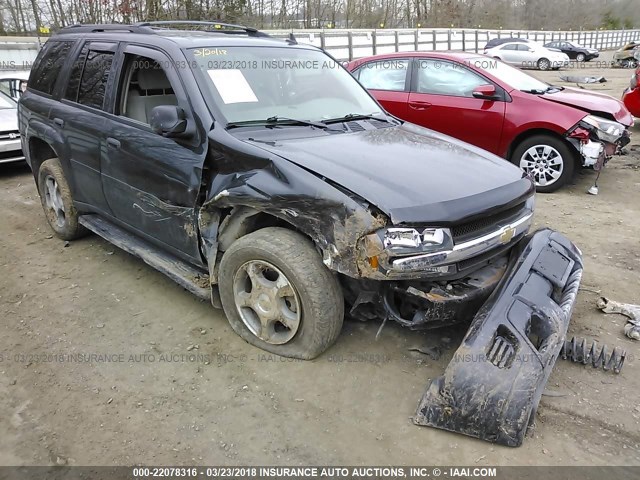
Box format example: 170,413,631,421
414,229,583,446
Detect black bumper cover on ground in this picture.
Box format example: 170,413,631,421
414,229,583,447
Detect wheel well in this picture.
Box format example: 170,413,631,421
216,207,311,254
507,129,580,164
28,137,57,178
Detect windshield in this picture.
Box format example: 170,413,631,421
190,46,382,125
474,58,549,92
0,91,16,109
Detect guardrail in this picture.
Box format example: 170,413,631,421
266,28,640,61
1,27,639,66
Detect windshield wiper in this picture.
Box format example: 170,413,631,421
520,85,564,95
520,88,548,94
323,113,392,124
226,116,329,130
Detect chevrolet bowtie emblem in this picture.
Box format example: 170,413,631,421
8,133,18,139
499,227,516,244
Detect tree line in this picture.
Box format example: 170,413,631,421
0,0,638,35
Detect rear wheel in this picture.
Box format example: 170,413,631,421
576,53,586,62
37,158,87,240
511,135,575,193
218,227,344,360
538,58,551,70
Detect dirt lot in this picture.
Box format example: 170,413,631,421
1,56,639,467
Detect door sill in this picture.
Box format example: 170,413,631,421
79,214,211,302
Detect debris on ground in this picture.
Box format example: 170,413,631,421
560,75,607,86
597,297,640,340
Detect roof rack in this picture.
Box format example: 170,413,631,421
135,20,271,38
58,24,155,34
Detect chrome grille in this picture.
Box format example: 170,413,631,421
0,130,20,141
451,203,526,243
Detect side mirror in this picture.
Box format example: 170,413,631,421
472,84,499,101
149,105,188,137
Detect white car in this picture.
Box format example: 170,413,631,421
485,42,570,70
0,70,29,100
0,91,25,164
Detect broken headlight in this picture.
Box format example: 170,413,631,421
363,227,453,259
581,115,626,144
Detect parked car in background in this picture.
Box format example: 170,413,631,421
485,41,570,70
483,37,531,51
0,71,29,100
613,42,640,68
347,52,632,192
622,65,640,117
0,91,25,164
543,41,599,62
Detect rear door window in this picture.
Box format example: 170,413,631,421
29,41,73,95
76,44,116,110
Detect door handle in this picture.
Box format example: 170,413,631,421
106,137,121,149
409,101,432,111
53,117,64,127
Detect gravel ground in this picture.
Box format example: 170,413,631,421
1,54,639,466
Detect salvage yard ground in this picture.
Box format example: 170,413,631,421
1,54,639,466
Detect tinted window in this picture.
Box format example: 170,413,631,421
516,44,530,51
416,60,488,97
501,44,517,51
77,49,114,109
64,45,89,102
29,41,73,95
356,59,409,91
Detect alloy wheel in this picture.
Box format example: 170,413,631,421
44,175,66,228
539,58,551,70
232,260,302,345
519,145,564,188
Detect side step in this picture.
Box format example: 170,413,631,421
79,215,211,301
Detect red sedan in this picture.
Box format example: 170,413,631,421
622,66,640,117
346,52,632,192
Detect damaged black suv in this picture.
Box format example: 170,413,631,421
20,22,584,446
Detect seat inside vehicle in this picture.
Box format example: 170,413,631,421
124,60,177,124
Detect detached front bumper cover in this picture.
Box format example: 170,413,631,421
414,229,583,447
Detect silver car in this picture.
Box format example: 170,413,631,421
0,91,25,164
485,42,570,71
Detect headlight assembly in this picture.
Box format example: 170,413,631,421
581,115,626,144
363,227,453,259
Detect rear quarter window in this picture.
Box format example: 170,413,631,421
29,41,73,95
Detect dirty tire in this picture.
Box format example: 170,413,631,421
537,58,551,70
37,158,88,241
511,134,575,193
218,227,344,360
576,53,586,62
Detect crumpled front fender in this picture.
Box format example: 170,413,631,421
414,228,583,447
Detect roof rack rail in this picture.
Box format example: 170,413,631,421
58,23,155,34
135,20,271,37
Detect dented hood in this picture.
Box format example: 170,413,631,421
245,123,533,225
541,87,633,126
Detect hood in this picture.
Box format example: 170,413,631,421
541,87,634,126
0,108,18,130
242,123,533,225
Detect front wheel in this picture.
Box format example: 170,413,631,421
218,227,344,359
511,135,575,193
538,58,551,70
